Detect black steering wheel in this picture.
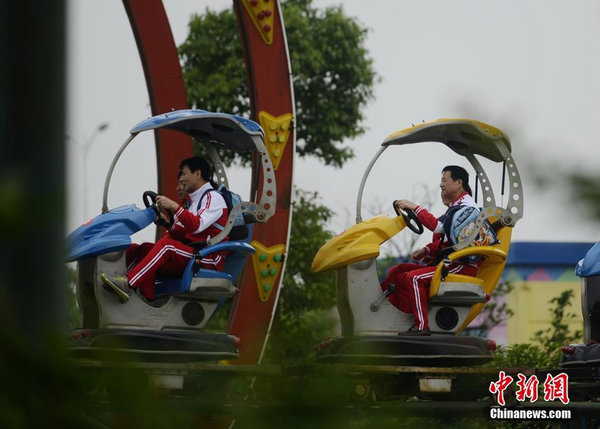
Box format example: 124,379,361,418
393,200,424,235
143,191,174,229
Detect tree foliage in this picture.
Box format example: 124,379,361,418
531,289,582,355
179,0,377,167
278,190,336,316
491,290,582,369
568,172,600,220
179,9,247,117
263,189,337,365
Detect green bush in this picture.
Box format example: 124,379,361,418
490,289,582,369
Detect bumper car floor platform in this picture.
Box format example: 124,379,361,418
314,335,495,367
68,329,238,363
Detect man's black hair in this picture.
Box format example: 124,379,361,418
180,156,213,182
442,165,473,196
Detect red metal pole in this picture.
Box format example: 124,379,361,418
122,0,193,206
229,0,295,364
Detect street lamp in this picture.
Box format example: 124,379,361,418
82,122,109,219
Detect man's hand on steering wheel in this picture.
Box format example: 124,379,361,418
155,195,179,212
394,199,417,211
393,199,424,235
142,191,175,229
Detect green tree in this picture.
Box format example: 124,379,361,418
263,189,337,365
568,171,600,219
531,289,583,361
179,0,377,167
491,290,582,369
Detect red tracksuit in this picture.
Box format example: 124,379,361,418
125,183,228,299
380,193,479,330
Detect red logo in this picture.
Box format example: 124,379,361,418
490,372,570,406
489,371,514,406
515,374,539,402
543,373,570,405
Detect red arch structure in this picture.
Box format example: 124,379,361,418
123,0,193,202
123,0,295,365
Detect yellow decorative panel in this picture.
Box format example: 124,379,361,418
241,0,276,45
258,111,292,170
251,241,286,302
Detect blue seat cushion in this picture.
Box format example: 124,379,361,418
154,236,254,296
155,256,234,297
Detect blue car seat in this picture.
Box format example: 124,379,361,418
155,225,255,296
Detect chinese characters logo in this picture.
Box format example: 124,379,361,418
489,371,569,406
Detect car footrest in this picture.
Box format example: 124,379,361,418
185,277,237,299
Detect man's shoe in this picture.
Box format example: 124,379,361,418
401,326,431,336
101,273,130,302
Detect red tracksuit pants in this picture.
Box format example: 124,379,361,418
380,262,477,330
125,237,225,299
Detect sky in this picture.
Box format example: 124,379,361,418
67,0,600,252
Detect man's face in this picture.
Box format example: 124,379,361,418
179,166,202,192
440,170,462,203
440,192,453,207
176,178,187,200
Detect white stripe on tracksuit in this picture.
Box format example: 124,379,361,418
129,245,193,286
194,192,212,234
412,265,464,330
200,254,222,267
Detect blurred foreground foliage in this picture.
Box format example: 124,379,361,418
0,295,195,428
